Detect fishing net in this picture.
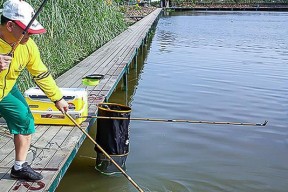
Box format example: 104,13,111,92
94,103,131,175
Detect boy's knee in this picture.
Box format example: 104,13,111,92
9,111,35,135
17,110,33,124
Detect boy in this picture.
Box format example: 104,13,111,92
0,0,69,181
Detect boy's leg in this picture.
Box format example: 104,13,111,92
14,134,31,162
7,85,34,162
0,85,42,181
0,85,35,135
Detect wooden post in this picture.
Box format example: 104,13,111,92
133,48,138,70
122,68,128,92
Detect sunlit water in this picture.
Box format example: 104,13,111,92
57,11,288,192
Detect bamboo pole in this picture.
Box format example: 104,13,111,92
65,113,144,192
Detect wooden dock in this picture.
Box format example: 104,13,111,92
0,8,162,192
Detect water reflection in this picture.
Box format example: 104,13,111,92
57,11,288,192
56,27,154,192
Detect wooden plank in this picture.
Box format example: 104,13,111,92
56,11,156,88
0,126,50,167
45,128,81,170
57,44,127,88
27,170,56,192
0,168,16,192
0,126,51,191
56,41,124,87
30,126,73,169
0,139,15,167
4,126,59,192
0,8,162,192
0,128,13,149
0,134,12,150
49,9,162,191
45,127,88,192
23,126,79,192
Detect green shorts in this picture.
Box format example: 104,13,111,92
0,85,35,135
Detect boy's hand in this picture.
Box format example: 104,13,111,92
55,98,69,114
0,55,12,71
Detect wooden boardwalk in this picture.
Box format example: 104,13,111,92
0,8,162,192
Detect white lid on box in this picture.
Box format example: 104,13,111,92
24,87,87,98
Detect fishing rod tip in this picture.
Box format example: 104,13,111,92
256,120,268,126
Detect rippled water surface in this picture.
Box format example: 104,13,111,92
57,11,288,192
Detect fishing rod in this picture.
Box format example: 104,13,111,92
79,115,268,126
8,0,49,56
65,113,144,192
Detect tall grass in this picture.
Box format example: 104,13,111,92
1,0,127,91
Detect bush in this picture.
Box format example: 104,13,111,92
0,0,127,91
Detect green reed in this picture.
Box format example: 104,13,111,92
0,0,127,91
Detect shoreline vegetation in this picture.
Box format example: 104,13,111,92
0,0,286,91
10,0,128,91
169,2,288,8
121,5,157,24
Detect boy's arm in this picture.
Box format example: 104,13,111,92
26,40,68,112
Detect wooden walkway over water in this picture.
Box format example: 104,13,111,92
0,8,162,192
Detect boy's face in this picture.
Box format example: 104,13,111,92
6,21,31,44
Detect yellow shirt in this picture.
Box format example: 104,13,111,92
0,38,62,102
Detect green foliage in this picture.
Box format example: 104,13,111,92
0,0,127,91
114,0,128,4
150,1,160,7
134,3,142,10
119,5,128,12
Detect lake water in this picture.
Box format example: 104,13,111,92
57,11,288,192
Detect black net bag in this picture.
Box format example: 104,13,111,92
95,103,131,175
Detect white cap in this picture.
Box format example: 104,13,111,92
2,0,46,34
